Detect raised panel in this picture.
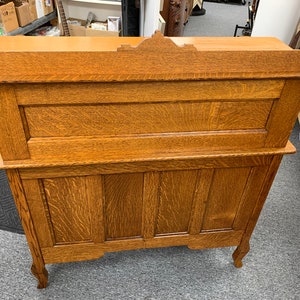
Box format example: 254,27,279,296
104,173,144,240
201,168,251,231
43,177,93,244
24,100,273,138
156,170,198,235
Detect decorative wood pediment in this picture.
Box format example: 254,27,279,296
117,30,197,52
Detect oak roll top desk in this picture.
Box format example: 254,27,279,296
0,32,300,288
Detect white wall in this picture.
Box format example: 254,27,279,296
252,0,300,44
142,0,161,36
63,0,121,21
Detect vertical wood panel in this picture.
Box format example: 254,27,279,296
104,173,144,240
22,179,54,247
189,169,215,235
0,84,29,160
142,172,160,239
43,177,92,244
156,170,198,235
86,175,105,243
201,168,251,231
233,166,269,230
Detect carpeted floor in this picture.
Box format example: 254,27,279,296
184,1,248,37
1,2,299,299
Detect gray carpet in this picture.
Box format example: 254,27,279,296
1,3,300,299
0,171,23,234
184,1,248,37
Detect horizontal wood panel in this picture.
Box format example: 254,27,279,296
15,80,284,105
2,48,300,83
42,230,243,264
24,100,273,138
27,131,267,165
0,36,291,52
18,155,274,179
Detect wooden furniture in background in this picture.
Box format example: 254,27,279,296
161,0,194,36
0,33,300,288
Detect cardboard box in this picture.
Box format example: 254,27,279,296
0,2,19,33
15,2,33,27
68,18,120,37
25,0,37,22
35,0,53,18
86,27,119,37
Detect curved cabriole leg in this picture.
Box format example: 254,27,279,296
232,242,250,268
31,263,48,289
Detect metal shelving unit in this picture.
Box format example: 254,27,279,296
7,11,57,36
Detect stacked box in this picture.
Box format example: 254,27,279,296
0,2,19,34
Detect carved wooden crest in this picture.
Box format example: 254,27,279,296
117,30,197,52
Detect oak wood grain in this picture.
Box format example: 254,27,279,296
0,34,299,288
0,85,29,160
15,80,284,106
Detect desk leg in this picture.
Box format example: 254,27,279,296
232,242,250,268
31,264,48,289
6,169,49,289
232,155,283,268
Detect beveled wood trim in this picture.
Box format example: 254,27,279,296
18,155,275,179
0,85,30,160
25,131,267,165
12,141,295,172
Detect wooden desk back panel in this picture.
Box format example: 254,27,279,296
1,33,300,288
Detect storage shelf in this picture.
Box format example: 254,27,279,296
7,11,57,36
70,0,121,5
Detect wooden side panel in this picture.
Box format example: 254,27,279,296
156,170,198,235
201,168,251,231
233,166,269,230
0,84,29,160
103,173,144,240
43,177,93,244
24,100,274,138
265,79,300,147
